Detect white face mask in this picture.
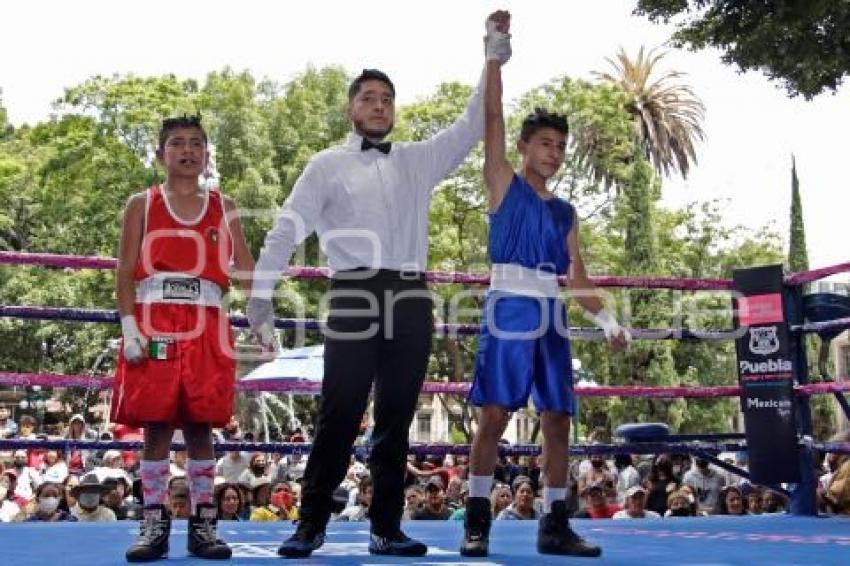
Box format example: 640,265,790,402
78,492,101,509
39,496,60,514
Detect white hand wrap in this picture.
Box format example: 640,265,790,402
591,309,629,342
247,297,276,348
484,19,512,64
121,315,148,363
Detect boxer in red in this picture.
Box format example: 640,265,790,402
113,115,255,562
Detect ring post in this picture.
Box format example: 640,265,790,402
732,265,804,508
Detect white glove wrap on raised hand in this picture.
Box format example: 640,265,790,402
120,315,148,363
591,309,630,342
484,19,511,64
247,297,276,348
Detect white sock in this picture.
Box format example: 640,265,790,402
469,475,494,499
543,487,567,513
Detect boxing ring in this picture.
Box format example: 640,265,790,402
2,250,850,565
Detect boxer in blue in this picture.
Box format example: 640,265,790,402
460,12,630,558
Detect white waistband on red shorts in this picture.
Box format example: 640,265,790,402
136,273,222,306
489,263,561,299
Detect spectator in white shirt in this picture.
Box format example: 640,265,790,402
10,449,41,501
42,450,69,484
0,479,22,522
0,406,17,438
614,454,640,504
613,486,661,520
216,448,251,484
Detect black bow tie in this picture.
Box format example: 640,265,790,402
361,138,392,155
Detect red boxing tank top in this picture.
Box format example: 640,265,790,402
133,185,233,290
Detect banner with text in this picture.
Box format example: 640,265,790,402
733,264,800,483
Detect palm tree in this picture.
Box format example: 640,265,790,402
594,46,705,179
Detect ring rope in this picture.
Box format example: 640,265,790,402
3,370,850,398
0,438,847,457
0,305,742,342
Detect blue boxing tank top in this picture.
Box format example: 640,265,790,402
488,173,575,275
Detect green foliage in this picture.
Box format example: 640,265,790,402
635,0,850,99
0,89,12,139
788,156,809,274
0,66,787,437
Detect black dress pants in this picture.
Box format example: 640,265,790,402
298,270,433,535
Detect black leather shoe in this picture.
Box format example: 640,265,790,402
537,501,602,557
460,496,492,557
278,520,326,558
368,530,428,556
126,504,171,562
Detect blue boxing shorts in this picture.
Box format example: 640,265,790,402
469,291,576,414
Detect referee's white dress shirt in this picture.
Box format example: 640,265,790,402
253,72,485,298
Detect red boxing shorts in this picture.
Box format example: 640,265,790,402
112,303,235,428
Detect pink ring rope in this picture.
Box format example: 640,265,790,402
5,250,850,289
2,370,849,398
0,251,732,290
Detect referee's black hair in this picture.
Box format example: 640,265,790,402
348,69,396,101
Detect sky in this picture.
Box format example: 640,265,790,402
2,0,848,275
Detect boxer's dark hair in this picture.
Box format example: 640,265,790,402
520,107,569,142
158,114,207,151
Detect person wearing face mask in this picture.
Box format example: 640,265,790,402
251,481,299,521
664,489,696,517
238,453,270,487
71,472,116,522
26,482,76,522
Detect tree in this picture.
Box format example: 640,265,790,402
0,89,12,139
635,0,850,99
788,155,808,275
786,156,834,438
594,47,705,179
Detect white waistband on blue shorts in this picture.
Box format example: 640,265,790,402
489,263,561,299
136,273,222,306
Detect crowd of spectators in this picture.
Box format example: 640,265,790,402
2,407,849,525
